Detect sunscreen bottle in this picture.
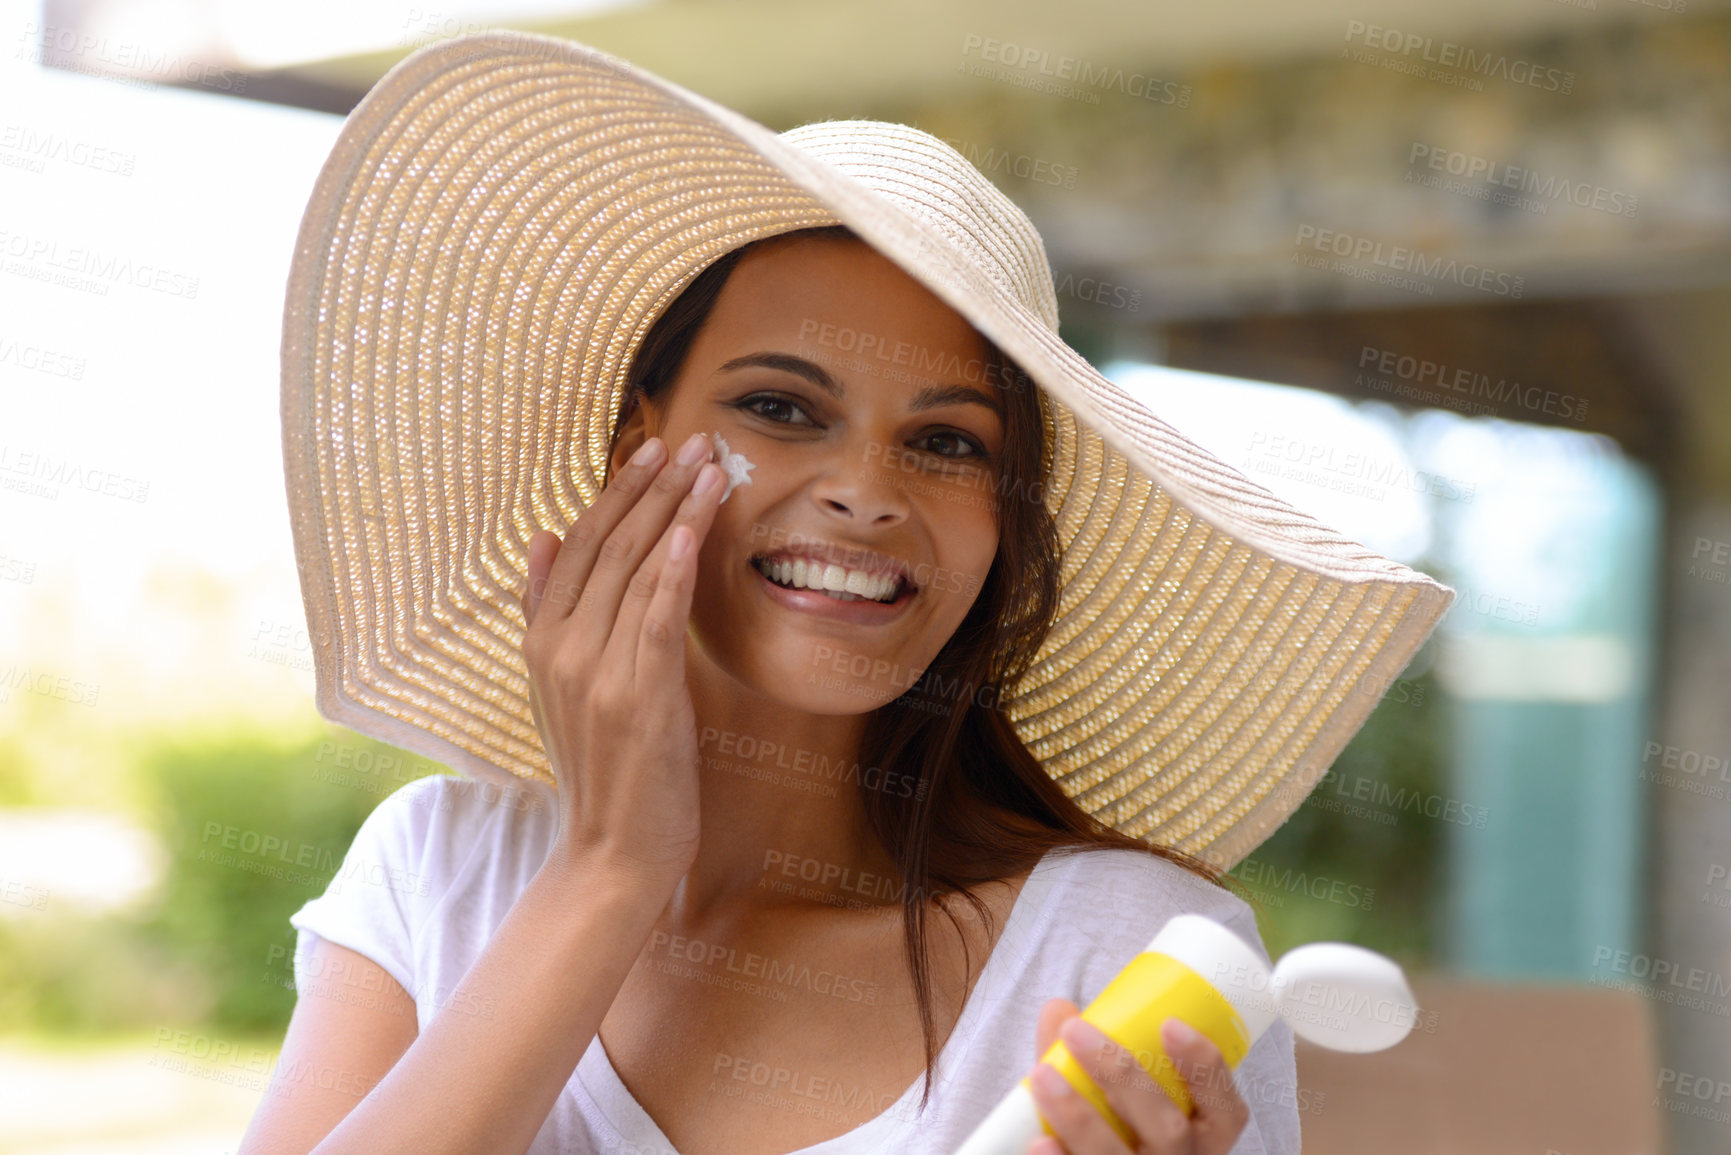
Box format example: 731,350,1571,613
954,914,1417,1154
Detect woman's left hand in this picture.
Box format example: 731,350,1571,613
1024,997,1250,1155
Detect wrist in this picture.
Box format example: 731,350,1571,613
541,837,688,902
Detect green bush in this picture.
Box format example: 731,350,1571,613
0,723,449,1038
1228,665,1446,967
133,725,450,1034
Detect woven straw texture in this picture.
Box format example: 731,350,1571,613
281,30,1456,869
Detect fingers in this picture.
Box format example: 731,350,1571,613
571,431,714,651
534,432,678,625
1029,1016,1187,1155
532,435,667,624
532,431,711,640
1026,1054,1135,1155
1159,1019,1251,1154
631,521,698,693
614,460,725,682
1035,997,1081,1062
522,530,562,626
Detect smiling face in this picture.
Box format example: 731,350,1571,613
612,232,1006,712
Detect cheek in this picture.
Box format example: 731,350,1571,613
921,500,997,605
694,489,759,575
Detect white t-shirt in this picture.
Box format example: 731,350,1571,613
289,773,1301,1155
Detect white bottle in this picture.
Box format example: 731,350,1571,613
954,914,1418,1154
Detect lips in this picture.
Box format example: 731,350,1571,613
748,540,917,592
750,555,908,603
749,557,917,624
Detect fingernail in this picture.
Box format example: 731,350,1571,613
1163,1018,1199,1048
677,431,709,465
631,437,664,467
1033,1063,1071,1098
1061,1016,1103,1050
692,462,721,495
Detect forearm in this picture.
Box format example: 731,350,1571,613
311,850,670,1155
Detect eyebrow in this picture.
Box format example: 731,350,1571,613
716,351,1005,422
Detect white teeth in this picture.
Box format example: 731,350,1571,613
758,556,900,603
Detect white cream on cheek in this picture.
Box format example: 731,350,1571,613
710,430,755,503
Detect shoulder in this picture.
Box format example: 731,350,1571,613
1048,845,1260,939
1034,845,1269,988
380,771,554,829
360,772,557,885
1041,846,1299,1155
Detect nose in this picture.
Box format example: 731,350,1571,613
807,431,913,525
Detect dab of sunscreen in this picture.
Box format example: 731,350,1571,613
710,430,755,503
953,914,1418,1154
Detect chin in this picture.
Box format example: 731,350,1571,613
762,632,917,712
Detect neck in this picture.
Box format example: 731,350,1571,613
669,638,906,926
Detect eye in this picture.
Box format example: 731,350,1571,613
732,393,990,462
916,430,988,461
733,392,817,427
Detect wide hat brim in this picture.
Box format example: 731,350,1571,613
281,30,1455,870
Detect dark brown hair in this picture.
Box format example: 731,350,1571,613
606,224,1244,1113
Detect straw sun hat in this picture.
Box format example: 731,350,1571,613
280,29,1455,871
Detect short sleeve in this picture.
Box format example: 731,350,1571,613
287,773,456,1000
1069,851,1302,1155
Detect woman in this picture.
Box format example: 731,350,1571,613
253,30,1452,1155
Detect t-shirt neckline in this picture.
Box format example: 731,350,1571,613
575,845,1067,1155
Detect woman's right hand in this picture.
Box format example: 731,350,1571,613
519,430,726,889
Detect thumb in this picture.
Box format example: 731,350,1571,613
1035,997,1082,1061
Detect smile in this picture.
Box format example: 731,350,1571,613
749,555,917,622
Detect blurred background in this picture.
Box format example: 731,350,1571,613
0,0,1727,1151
